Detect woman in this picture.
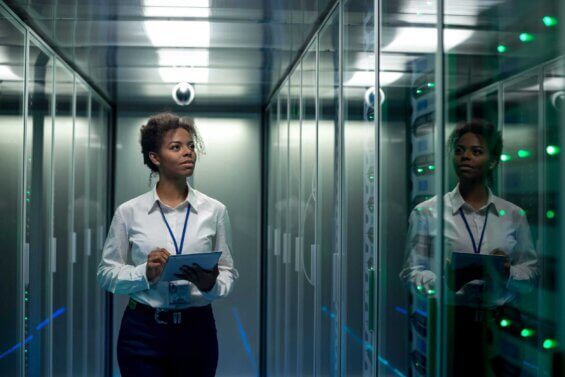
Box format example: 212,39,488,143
97,113,238,377
401,119,537,375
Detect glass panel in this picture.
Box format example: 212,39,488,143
72,79,89,376
342,0,376,375
52,61,74,376
288,65,301,376
386,0,439,376
542,60,564,372
266,102,278,375
87,97,103,375
25,36,54,377
277,81,289,376
442,0,562,375
0,9,25,376
300,42,317,377
317,10,339,377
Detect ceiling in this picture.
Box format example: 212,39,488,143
3,0,562,110
6,0,333,109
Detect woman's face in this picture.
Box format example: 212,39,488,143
453,132,495,183
150,128,197,178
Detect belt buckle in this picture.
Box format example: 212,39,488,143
154,308,168,325
154,309,182,325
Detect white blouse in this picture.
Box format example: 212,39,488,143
400,184,538,306
97,184,238,309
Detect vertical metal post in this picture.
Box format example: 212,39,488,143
373,0,381,374
433,0,446,375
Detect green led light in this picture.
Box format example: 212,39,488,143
519,33,535,42
24,316,28,321
519,209,527,216
24,298,28,302
427,82,436,88
500,319,511,327
542,16,558,27
417,168,424,174
497,45,507,53
546,210,556,219
427,289,436,295
499,209,506,216
428,165,436,171
500,153,512,162
546,145,560,155
416,89,423,95
417,285,424,291
521,328,535,337
543,339,557,349
517,149,531,158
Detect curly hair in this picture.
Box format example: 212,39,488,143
448,119,503,163
140,113,205,173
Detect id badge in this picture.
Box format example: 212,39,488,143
168,280,190,306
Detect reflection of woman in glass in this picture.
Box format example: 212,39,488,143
401,119,537,375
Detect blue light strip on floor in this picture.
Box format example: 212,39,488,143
35,307,66,331
321,307,406,377
231,306,259,376
0,307,65,359
395,307,408,315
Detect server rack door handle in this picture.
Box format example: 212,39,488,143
332,253,339,304
51,237,57,273
24,243,30,286
369,266,375,332
71,232,77,264
86,228,91,257
310,244,317,287
295,237,301,272
283,233,290,264
274,228,281,256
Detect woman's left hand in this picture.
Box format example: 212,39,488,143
176,264,219,292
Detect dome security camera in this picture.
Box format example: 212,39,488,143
551,91,564,112
172,82,195,106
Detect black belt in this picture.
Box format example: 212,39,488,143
127,299,212,325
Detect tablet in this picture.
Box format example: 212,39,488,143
159,251,222,282
448,252,508,291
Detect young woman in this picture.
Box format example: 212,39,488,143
401,119,537,375
97,113,238,377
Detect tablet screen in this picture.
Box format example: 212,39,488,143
159,251,222,282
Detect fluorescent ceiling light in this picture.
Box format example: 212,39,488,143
144,0,209,7
0,65,21,81
346,71,403,87
158,67,209,83
383,27,473,53
144,7,210,18
143,0,210,18
144,21,211,47
158,49,209,67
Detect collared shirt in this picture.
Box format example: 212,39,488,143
97,184,238,309
400,184,538,305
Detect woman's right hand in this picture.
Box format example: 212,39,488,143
146,248,171,283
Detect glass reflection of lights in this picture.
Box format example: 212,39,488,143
546,145,560,155
542,16,558,27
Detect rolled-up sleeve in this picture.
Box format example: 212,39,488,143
97,208,150,294
201,206,239,300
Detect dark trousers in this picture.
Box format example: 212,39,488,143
117,302,218,377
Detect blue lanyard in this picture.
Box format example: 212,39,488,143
157,202,191,255
459,206,489,254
